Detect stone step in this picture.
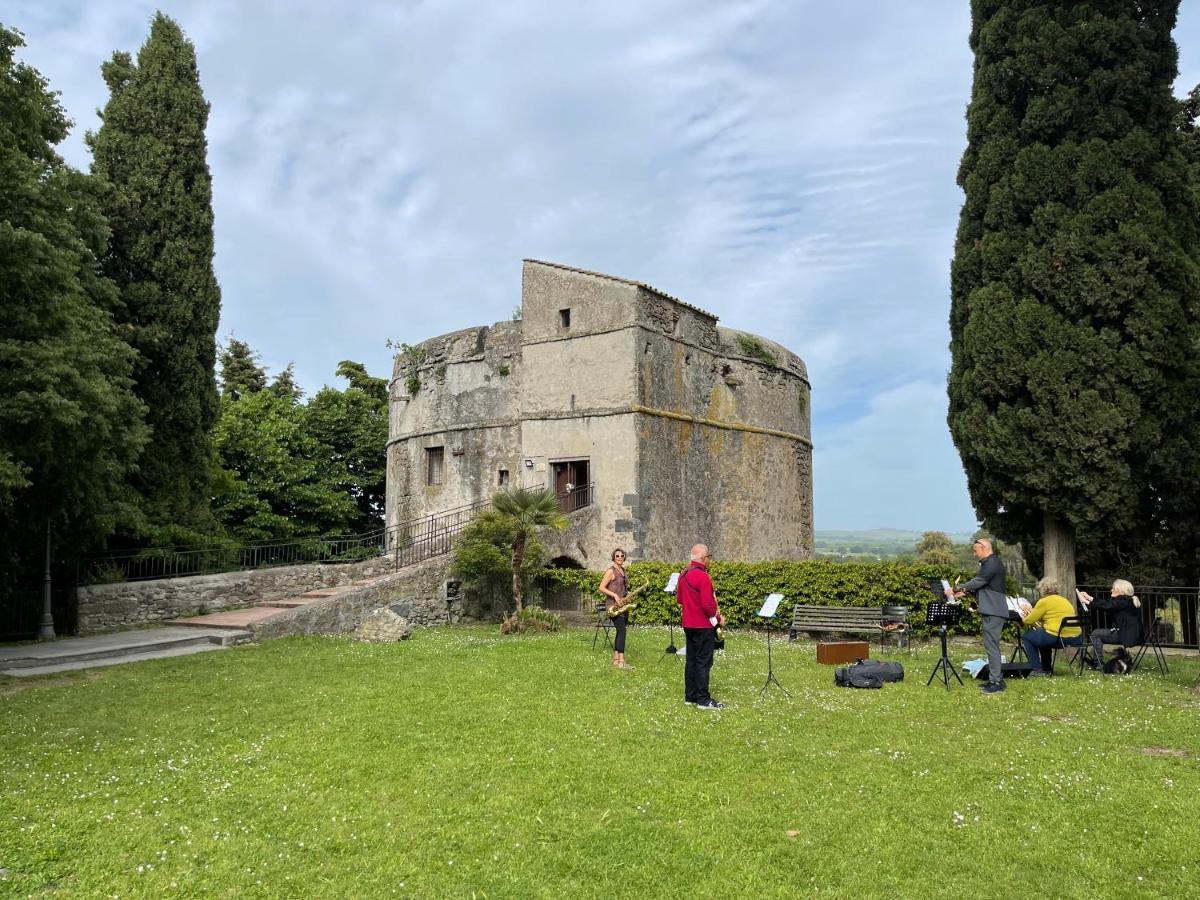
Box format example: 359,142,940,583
165,607,286,629
296,585,359,599
0,627,250,674
2,643,231,677
262,597,322,609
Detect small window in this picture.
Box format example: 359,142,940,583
426,446,445,485
498,468,509,486
559,308,571,328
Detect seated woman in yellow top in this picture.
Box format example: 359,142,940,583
1020,577,1083,676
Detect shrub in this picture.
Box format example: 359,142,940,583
500,606,561,634
736,334,777,367
541,559,985,638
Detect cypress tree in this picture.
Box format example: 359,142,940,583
948,1,1200,593
88,12,221,534
218,337,267,400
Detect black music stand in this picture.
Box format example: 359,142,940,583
658,572,682,664
758,593,789,697
658,621,681,663
925,601,965,689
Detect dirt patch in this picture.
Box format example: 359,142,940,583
1141,746,1190,758
0,670,102,696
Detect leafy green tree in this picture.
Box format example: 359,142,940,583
0,26,148,631
451,512,547,611
268,363,303,402
211,390,355,541
915,531,957,567
88,12,221,532
334,359,388,404
218,336,266,399
302,364,388,533
948,1,1200,595
489,488,567,611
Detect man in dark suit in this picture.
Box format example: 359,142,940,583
955,538,1009,694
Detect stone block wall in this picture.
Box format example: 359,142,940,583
249,555,458,639
76,556,395,633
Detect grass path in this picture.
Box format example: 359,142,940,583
2,627,1198,898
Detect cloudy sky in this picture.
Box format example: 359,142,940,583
9,1,1200,533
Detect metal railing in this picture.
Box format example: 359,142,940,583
78,530,389,585
75,481,598,586
386,499,492,569
557,482,594,513
1077,584,1199,649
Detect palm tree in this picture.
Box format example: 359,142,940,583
491,487,567,612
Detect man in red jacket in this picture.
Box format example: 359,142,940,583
677,544,726,709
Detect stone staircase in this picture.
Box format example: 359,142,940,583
0,577,394,678
0,627,250,678
163,578,388,631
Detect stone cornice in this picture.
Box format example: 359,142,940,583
388,405,813,449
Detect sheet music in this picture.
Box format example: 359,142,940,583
1006,595,1032,617
757,593,783,618
664,572,679,593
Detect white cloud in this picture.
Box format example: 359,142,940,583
12,0,1193,528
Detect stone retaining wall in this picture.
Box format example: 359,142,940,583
249,556,458,639
76,555,396,633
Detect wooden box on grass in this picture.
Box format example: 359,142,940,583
816,641,870,665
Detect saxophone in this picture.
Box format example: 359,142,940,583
605,582,648,618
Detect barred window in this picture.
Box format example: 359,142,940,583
426,446,445,485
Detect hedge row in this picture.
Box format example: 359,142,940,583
542,559,992,639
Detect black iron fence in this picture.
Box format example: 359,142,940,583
385,499,492,569
0,587,77,641
77,530,389,585
72,482,597,587
557,482,594,513
1077,584,1199,649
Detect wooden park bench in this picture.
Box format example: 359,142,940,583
788,604,887,642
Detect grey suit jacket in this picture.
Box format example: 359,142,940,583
960,554,1008,618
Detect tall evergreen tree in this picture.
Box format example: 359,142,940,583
88,12,221,533
0,25,147,631
948,2,1200,594
218,336,267,399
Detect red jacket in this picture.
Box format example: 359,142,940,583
677,562,718,628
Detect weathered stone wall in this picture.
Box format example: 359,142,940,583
76,556,395,633
389,322,523,525
249,555,458,639
635,415,813,561
384,258,814,567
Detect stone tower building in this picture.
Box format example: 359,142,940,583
387,260,813,567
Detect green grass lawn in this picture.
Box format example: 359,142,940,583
2,627,1198,899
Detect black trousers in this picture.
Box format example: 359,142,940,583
612,613,627,652
683,627,716,703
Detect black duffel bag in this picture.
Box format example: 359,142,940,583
834,659,904,689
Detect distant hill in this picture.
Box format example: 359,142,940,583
814,528,976,560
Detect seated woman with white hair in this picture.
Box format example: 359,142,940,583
1078,579,1143,671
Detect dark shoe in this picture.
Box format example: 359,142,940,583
695,699,726,709
980,681,1006,694
1028,669,1049,677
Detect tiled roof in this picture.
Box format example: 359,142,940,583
524,259,719,322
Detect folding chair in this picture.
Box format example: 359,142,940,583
1129,616,1169,675
1050,615,1088,675
591,601,615,650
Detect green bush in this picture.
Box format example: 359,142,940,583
500,606,561,634
541,559,983,638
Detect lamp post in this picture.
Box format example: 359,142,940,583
38,519,56,641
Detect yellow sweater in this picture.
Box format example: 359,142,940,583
1023,594,1081,637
